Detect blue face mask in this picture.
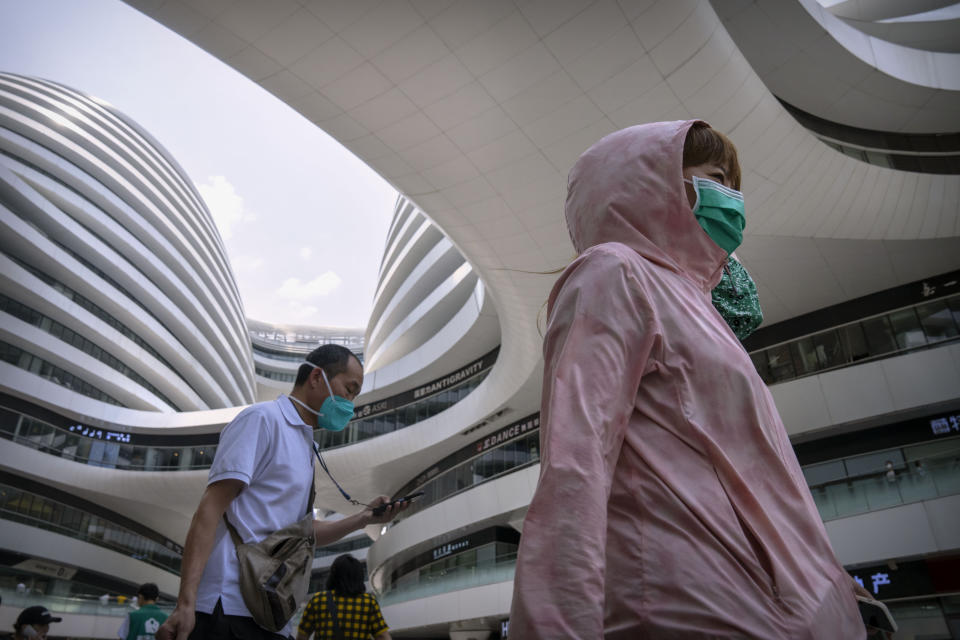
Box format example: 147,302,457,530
685,176,746,256
289,363,355,432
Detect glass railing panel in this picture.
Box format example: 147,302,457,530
898,472,941,503
751,293,960,385
0,589,174,617
389,430,540,526
379,554,516,607
916,299,960,343
930,460,960,495
862,476,904,511
811,455,960,522
0,482,181,574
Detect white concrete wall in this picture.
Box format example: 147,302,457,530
381,580,513,635
771,342,960,436
367,465,538,585
826,493,960,566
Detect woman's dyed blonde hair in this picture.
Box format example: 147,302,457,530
682,122,741,190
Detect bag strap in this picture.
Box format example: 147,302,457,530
222,440,317,543
325,591,344,640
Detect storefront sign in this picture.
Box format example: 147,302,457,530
67,424,131,443
352,347,499,420
929,413,960,436
476,415,540,454
394,412,541,499
391,526,521,583
413,361,485,399
13,558,77,580
432,538,471,560
847,559,935,600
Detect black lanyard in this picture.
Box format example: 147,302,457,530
311,441,372,509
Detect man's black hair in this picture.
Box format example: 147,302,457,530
294,344,361,387
137,583,159,602
325,554,366,597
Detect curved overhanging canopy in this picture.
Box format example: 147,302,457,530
110,0,960,514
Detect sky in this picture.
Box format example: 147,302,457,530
0,0,398,329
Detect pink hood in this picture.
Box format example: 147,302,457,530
565,119,728,292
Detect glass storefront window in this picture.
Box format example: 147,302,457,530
947,297,960,330
888,308,927,350
765,344,796,382
750,296,960,386
838,323,869,362
749,351,772,384
915,299,960,343
810,329,844,370
790,338,821,376
860,315,898,355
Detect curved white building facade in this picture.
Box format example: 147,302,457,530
248,318,365,401
0,72,255,412
3,1,960,637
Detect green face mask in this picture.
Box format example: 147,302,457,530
712,256,763,341
685,176,746,256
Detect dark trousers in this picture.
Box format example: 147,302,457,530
190,599,291,640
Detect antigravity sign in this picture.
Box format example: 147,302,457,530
352,347,499,420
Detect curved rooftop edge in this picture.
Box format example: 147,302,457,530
711,0,960,133
800,0,960,90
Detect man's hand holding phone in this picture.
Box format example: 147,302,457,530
365,491,424,523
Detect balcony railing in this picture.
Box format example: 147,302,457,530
379,552,517,607
809,451,960,522
749,294,960,385
0,406,216,472
0,482,181,574
0,589,174,618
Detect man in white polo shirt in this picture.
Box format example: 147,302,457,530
159,344,403,640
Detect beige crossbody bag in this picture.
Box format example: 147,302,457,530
223,450,317,632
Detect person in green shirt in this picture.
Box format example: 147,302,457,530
118,583,168,640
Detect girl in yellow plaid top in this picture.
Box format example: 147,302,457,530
297,555,390,640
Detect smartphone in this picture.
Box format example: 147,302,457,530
371,491,425,516
856,596,897,633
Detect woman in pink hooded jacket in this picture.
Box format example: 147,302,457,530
508,120,866,638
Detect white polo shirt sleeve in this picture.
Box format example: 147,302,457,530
208,407,266,486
